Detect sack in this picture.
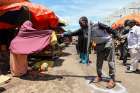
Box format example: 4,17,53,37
51,31,57,45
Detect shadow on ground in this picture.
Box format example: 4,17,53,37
0,87,6,92
20,72,96,81
61,52,71,57
20,73,122,84
135,70,140,74
53,58,65,67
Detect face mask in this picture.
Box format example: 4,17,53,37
123,27,130,34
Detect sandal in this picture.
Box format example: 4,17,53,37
89,76,102,83
106,79,116,89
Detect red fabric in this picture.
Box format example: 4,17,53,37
0,2,59,30
0,22,16,29
0,0,28,6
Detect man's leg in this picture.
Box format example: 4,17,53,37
79,52,83,63
96,50,104,77
108,61,115,81
83,53,89,64
122,44,128,65
79,52,89,64
130,60,139,71
76,44,79,54
106,47,116,88
131,49,140,71
119,44,124,60
126,48,139,72
79,52,87,64
89,50,104,83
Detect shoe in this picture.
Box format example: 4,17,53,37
123,62,129,66
136,69,139,72
89,76,102,83
80,61,88,65
135,69,140,74
89,60,92,64
125,68,139,73
79,61,82,63
125,70,136,73
125,66,137,73
119,57,123,60
106,79,116,89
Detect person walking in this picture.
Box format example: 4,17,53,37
124,20,140,73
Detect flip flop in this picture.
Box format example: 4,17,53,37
106,80,116,89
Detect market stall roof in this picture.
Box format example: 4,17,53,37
0,0,29,6
0,1,59,30
112,13,140,29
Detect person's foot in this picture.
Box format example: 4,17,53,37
125,70,136,73
106,79,116,89
119,57,123,60
123,62,127,66
126,69,139,73
125,66,138,73
136,69,139,72
79,61,82,63
89,60,92,64
135,69,140,74
80,61,88,65
89,76,102,83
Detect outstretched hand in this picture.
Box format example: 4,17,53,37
57,33,64,37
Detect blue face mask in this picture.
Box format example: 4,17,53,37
123,27,130,34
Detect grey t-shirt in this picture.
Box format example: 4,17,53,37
91,24,111,44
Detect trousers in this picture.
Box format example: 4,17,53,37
129,48,140,71
80,52,89,64
96,41,115,80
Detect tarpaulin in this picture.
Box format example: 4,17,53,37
9,21,52,54
0,2,59,30
0,0,28,6
112,13,140,29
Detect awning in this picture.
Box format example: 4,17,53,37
0,2,59,30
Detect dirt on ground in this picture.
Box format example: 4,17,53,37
0,45,140,93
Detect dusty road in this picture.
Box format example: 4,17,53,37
0,45,140,93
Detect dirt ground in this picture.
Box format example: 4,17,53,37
0,44,140,93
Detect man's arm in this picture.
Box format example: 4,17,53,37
98,22,119,38
63,29,81,36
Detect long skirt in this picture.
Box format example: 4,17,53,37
10,52,28,77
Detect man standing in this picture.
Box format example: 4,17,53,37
63,16,91,64
118,26,129,66
125,20,140,73
90,22,118,88
63,17,118,88
119,20,131,66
